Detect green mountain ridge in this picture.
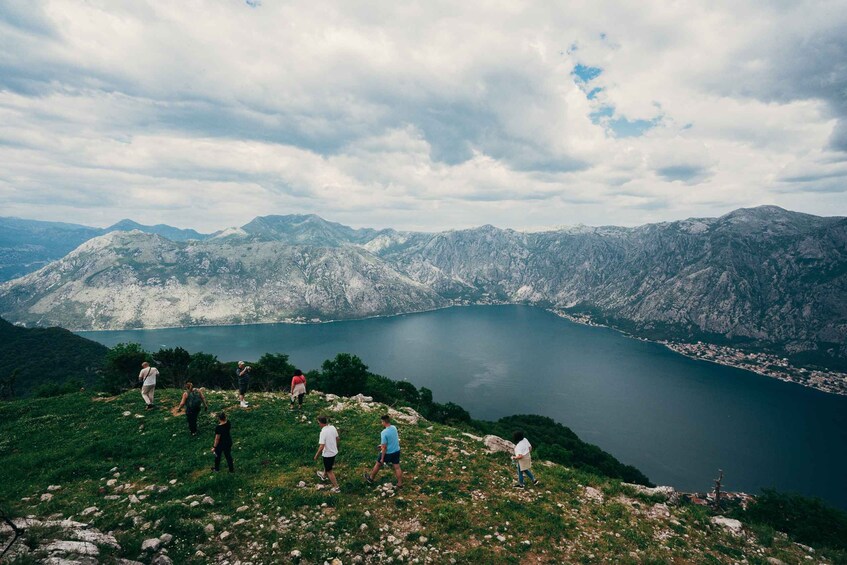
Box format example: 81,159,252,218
0,317,108,398
2,389,843,564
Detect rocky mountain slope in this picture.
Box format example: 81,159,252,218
0,207,844,362
0,231,445,330
0,389,838,564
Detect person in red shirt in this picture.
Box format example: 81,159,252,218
290,369,307,410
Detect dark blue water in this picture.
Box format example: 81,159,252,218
80,305,847,509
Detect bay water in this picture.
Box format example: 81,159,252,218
80,305,847,509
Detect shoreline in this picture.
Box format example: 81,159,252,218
549,309,847,397
70,302,847,397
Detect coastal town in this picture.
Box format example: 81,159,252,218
661,341,847,396
552,310,847,396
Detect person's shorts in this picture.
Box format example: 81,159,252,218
323,455,336,472
378,450,400,465
238,380,249,395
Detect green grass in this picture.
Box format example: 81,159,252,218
0,390,836,564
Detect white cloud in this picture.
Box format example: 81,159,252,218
0,0,845,232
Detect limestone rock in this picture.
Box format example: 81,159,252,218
710,516,743,535
583,486,604,503
141,538,162,552
483,435,515,454
42,540,99,556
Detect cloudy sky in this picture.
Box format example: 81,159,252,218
1,0,846,232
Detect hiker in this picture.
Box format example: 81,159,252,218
211,412,234,473
363,414,403,487
138,361,159,410
512,431,539,488
177,382,208,436
236,361,251,408
290,369,307,410
314,416,340,492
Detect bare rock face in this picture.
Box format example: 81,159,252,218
483,435,515,454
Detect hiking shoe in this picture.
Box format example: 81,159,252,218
363,472,373,484
240,401,248,408
513,483,525,489
532,479,540,486
316,471,327,482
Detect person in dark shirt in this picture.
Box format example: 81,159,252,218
211,412,234,473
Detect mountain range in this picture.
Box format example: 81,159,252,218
1,207,845,364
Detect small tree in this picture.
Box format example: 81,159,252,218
153,347,191,388
319,353,369,396
102,343,149,393
0,369,17,401
187,352,227,389
254,353,297,391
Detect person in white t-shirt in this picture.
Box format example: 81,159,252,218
138,361,159,410
314,416,340,492
512,431,539,488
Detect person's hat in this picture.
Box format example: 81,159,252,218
238,361,245,366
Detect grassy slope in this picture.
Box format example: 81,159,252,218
0,390,827,564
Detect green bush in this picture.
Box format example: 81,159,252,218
737,489,847,551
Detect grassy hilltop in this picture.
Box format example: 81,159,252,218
1,389,841,564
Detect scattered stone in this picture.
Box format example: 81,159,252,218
647,503,671,520
710,516,743,535
234,518,247,526
418,536,428,544
128,495,140,504
71,529,120,549
352,393,373,403
42,540,99,556
47,485,62,491
325,394,339,401
204,524,215,534
583,487,604,503
190,501,200,508
41,493,54,502
360,523,368,531
104,495,120,501
220,531,231,541
168,479,177,485
236,505,249,513
297,481,307,488
151,555,173,565
122,411,132,416
290,549,302,559
141,538,162,552
202,496,215,505
363,544,374,554
483,435,515,454
622,483,679,503
159,533,173,545
106,479,117,487
766,559,786,565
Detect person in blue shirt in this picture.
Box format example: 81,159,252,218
363,414,403,487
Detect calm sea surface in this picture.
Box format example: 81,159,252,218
80,305,847,509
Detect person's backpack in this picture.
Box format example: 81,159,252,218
186,390,202,412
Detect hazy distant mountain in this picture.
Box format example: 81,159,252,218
0,217,102,281
0,217,211,282
105,219,210,242
1,206,844,363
